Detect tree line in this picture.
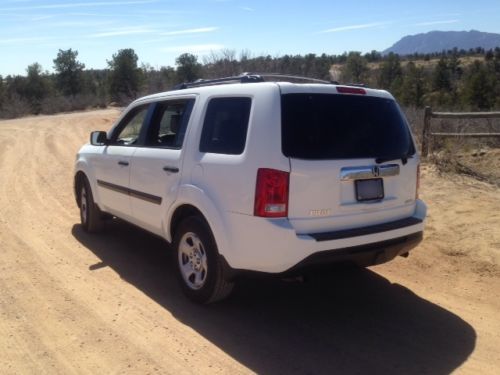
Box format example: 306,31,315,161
1,47,500,119
343,49,500,111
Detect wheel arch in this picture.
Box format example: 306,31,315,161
170,204,205,240
74,170,87,207
74,157,102,209
165,185,230,258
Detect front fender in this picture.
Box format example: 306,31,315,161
74,156,102,209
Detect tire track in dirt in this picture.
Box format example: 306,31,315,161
1,110,499,374
0,110,247,374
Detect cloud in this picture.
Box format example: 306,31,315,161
50,20,115,28
319,22,388,33
414,19,459,26
241,7,254,11
0,0,157,11
160,27,219,36
160,44,224,53
31,14,56,21
0,36,50,44
88,26,154,37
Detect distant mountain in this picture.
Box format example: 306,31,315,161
383,30,500,55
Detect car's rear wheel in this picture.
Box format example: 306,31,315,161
79,177,104,233
173,216,234,303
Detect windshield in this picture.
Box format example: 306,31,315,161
281,93,415,160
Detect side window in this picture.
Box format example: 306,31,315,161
114,105,149,145
199,97,251,155
147,99,194,149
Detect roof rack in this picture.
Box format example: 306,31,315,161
173,72,337,90
345,82,367,87
244,72,332,84
173,74,264,90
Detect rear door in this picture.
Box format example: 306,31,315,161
281,90,419,235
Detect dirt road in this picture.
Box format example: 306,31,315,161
1,109,499,374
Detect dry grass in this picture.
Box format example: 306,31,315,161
422,115,500,186
365,56,485,70
431,147,500,186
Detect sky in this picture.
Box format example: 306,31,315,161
1,0,500,76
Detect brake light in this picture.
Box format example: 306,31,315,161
254,168,289,217
336,86,366,95
416,164,421,200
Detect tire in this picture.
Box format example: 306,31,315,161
173,216,234,304
78,177,104,233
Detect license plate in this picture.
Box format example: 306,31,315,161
355,178,384,201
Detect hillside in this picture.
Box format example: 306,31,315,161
384,30,500,55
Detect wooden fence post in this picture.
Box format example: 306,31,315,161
421,106,432,157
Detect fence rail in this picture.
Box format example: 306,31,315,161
421,106,500,157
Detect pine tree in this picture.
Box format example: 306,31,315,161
400,62,426,107
24,63,51,113
175,53,202,83
0,75,4,108
107,49,142,103
463,61,496,110
53,49,85,97
432,57,451,91
378,53,403,97
342,52,368,83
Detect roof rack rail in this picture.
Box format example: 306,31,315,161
345,82,367,87
242,72,332,84
174,74,264,90
173,72,339,90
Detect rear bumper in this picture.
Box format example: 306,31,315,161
219,200,426,274
283,231,423,275
222,231,423,278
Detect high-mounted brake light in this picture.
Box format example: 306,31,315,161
336,86,366,95
254,168,289,218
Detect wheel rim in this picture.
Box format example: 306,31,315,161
178,232,208,290
80,185,88,225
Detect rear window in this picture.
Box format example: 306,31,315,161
200,97,251,155
281,93,415,160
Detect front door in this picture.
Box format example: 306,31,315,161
93,104,150,221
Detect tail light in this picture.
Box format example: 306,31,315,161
254,168,289,217
416,164,421,199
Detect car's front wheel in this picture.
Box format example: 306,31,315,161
173,216,234,303
78,177,104,233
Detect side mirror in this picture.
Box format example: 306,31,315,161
90,131,108,146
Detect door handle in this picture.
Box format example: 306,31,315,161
163,166,179,173
118,160,129,166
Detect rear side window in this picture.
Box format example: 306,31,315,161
200,97,251,155
281,94,415,160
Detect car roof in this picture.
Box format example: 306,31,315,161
133,80,394,105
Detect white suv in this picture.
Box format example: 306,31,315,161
74,74,426,303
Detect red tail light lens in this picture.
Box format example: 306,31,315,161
416,164,421,199
336,86,366,95
254,168,289,217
